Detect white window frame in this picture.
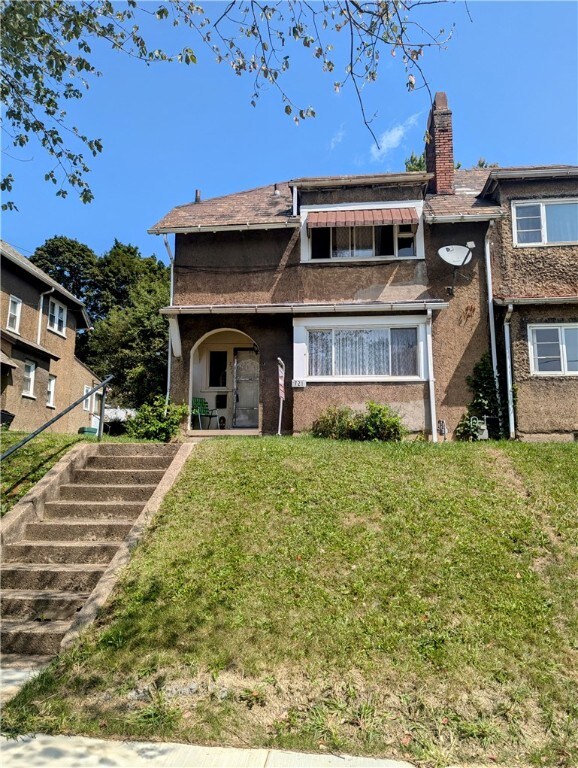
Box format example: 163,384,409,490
300,200,425,263
46,374,57,407
293,315,427,382
47,298,67,336
83,384,93,412
6,295,22,334
528,323,578,377
22,360,36,397
512,198,578,247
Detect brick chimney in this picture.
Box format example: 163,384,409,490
425,92,454,195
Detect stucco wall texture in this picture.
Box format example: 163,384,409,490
171,218,492,436
509,306,578,439
493,179,578,298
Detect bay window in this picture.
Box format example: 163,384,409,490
529,324,578,375
513,199,578,245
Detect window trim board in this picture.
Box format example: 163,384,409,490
527,323,578,376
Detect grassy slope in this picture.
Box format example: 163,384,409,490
2,438,576,767
1,432,83,517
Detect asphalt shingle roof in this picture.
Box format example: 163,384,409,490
149,166,577,232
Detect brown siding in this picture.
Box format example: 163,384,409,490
1,261,95,434
509,306,578,439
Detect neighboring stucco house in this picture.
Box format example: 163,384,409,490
1,241,99,433
149,93,578,441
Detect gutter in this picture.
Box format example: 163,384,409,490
162,234,175,409
484,221,503,433
494,295,578,306
37,288,54,345
503,303,516,439
160,301,450,316
148,221,297,235
424,212,504,224
426,309,438,443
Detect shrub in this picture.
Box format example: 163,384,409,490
455,353,505,441
126,396,188,442
312,402,407,442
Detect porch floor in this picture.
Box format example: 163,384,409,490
186,429,261,438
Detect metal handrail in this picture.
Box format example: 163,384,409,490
0,375,114,462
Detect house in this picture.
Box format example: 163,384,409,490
149,93,578,441
1,241,99,433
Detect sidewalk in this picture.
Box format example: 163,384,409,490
1,734,416,768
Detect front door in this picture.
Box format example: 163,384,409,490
233,348,259,428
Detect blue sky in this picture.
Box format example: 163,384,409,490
2,1,577,263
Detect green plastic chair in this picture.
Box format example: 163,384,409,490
191,397,219,429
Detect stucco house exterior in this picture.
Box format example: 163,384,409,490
1,241,99,434
150,93,578,441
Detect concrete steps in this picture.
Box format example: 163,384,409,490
1,443,179,657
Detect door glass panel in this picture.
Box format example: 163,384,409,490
233,349,259,428
209,350,228,387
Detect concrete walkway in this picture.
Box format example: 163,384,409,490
0,735,417,768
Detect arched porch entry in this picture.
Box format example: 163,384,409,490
190,329,260,431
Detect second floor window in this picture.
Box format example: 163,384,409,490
23,360,36,396
48,299,67,335
513,199,578,245
46,375,56,407
83,385,92,411
311,224,417,260
7,295,22,333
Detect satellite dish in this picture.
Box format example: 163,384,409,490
437,244,473,266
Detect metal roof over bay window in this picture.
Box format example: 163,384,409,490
306,207,419,229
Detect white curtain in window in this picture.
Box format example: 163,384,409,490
564,327,578,372
334,329,389,375
309,330,332,376
546,203,578,243
391,328,418,375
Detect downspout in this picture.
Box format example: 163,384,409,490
504,303,516,439
163,234,175,408
426,309,438,443
37,288,54,344
484,221,503,433
292,185,298,217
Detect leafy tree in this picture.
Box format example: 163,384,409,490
1,1,452,208
404,150,426,171
475,158,498,169
30,236,99,308
93,239,167,319
86,269,169,407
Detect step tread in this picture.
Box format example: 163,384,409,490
0,589,91,600
1,563,106,572
5,540,121,548
1,619,73,633
28,518,135,525
58,486,157,492
48,499,146,506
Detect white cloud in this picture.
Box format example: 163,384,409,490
370,113,420,163
329,125,346,151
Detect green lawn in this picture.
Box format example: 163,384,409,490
1,431,84,517
2,438,577,767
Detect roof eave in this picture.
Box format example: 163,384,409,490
425,211,504,223
289,173,433,190
494,295,578,306
160,300,449,316
479,167,578,198
148,221,299,235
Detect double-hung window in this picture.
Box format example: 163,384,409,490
48,299,67,335
46,375,56,407
513,199,578,245
83,385,92,412
529,324,578,375
307,325,421,379
7,295,22,333
22,360,36,397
